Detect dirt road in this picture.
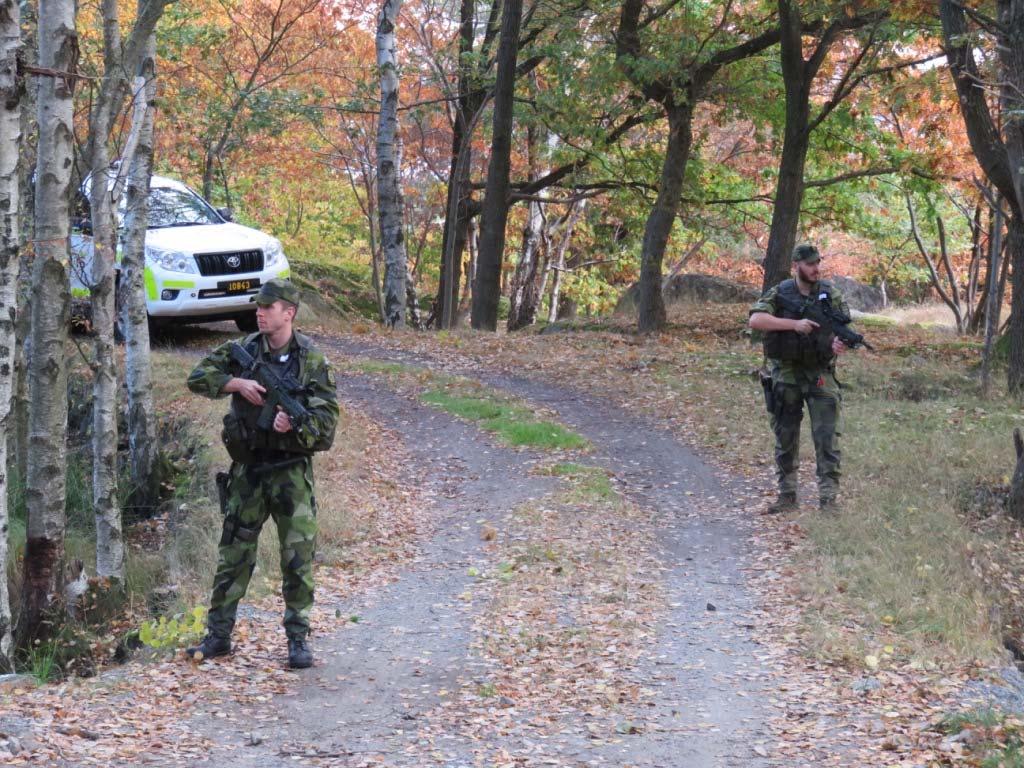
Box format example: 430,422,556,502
184,332,776,767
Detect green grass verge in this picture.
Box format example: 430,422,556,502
647,337,1014,664
543,462,616,500
421,389,588,451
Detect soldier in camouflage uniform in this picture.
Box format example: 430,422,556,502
185,279,339,668
749,244,854,514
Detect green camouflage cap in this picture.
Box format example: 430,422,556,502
255,278,300,307
792,243,821,263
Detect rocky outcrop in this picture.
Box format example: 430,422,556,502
828,276,885,313
616,273,760,314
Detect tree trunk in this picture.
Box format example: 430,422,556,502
636,103,694,333
18,0,76,646
507,119,544,332
762,0,813,291
459,218,478,320
433,0,475,328
13,0,38,505
0,0,23,671
982,200,1005,395
471,0,523,331
507,197,543,331
1010,428,1024,521
999,0,1024,217
546,200,584,323
1008,214,1024,395
121,26,159,515
88,0,123,580
376,0,407,328
405,265,421,328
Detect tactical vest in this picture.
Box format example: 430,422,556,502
221,334,311,464
762,279,836,368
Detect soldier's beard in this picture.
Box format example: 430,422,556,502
795,262,820,288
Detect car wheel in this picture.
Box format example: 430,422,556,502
147,316,168,340
235,312,258,332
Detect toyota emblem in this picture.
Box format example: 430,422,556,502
226,255,241,269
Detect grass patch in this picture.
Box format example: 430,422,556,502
421,388,588,450
544,462,616,500
352,360,422,378
421,391,505,421
592,307,1017,664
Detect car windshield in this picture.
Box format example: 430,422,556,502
141,187,222,228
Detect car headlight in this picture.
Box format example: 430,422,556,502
264,239,284,268
146,245,198,274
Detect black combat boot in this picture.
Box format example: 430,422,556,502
763,492,797,515
288,637,313,669
819,496,840,514
186,634,232,661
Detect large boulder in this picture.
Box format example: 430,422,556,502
828,276,884,313
616,273,760,314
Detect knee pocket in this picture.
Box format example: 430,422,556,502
773,384,804,421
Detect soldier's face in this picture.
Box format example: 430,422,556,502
256,300,296,335
795,258,821,284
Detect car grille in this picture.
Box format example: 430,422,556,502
193,250,264,276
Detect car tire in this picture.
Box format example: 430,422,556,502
147,317,168,340
235,312,258,333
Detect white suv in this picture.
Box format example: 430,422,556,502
71,174,291,332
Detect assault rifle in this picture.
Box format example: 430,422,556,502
227,342,321,440
774,290,874,351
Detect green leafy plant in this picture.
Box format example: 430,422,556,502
139,606,207,650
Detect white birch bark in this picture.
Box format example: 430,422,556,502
547,200,584,323
89,0,123,580
0,0,23,670
376,0,406,327
20,0,75,643
121,29,158,514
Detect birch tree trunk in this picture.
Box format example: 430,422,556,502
0,0,23,671
121,27,158,515
88,0,123,580
547,200,584,323
507,118,545,332
376,0,406,328
18,0,76,645
13,0,37,500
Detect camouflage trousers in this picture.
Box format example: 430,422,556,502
770,370,842,501
206,458,317,640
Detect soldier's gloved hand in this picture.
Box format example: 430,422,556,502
832,337,848,355
792,318,819,335
224,377,267,406
273,408,293,433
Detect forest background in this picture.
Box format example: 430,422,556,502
2,0,1024,743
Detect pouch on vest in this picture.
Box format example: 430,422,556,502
221,411,259,464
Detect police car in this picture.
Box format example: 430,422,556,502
71,174,291,332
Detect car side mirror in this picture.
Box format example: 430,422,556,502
217,207,233,222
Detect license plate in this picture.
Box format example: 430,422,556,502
218,278,259,294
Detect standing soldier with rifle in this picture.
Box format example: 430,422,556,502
749,244,870,514
185,279,339,668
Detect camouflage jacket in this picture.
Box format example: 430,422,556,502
187,331,340,455
749,279,851,383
